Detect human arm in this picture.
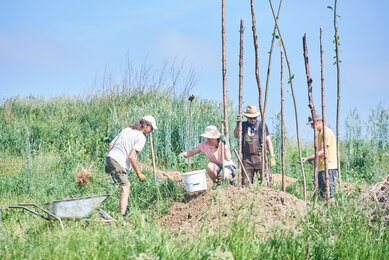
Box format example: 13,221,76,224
266,135,276,167
128,149,146,181
233,115,243,139
223,142,232,161
302,147,325,163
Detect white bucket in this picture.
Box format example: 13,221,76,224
181,169,207,192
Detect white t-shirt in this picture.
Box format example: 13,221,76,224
107,128,146,172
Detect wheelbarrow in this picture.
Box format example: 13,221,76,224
8,194,114,230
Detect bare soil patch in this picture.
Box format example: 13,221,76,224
160,183,306,239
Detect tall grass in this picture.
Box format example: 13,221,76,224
1,65,388,258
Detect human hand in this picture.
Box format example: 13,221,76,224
136,171,146,182
270,155,276,168
221,136,227,144
177,152,185,162
236,115,243,123
300,157,308,164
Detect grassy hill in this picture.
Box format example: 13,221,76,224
0,91,388,259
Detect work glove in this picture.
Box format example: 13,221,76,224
270,155,276,168
236,115,243,123
177,152,185,162
136,171,146,182
221,136,227,144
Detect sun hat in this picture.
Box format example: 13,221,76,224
199,125,221,139
307,114,322,125
142,115,158,130
243,105,261,118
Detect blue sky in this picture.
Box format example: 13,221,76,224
1,1,388,139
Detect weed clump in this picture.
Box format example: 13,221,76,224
73,168,94,188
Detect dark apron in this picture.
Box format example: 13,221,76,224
242,121,263,186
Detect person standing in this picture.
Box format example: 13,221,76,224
105,115,157,215
178,125,237,186
234,105,275,187
301,115,338,203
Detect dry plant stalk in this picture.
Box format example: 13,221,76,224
320,26,330,203
303,34,319,202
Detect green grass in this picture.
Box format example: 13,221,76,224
1,91,388,259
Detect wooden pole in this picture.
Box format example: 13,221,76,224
269,0,306,201
233,149,252,188
220,120,225,182
262,0,283,189
149,134,157,183
320,27,330,204
222,0,229,140
334,0,341,185
250,0,263,119
238,19,244,187
303,34,319,202
280,45,286,192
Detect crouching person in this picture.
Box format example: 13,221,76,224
178,125,237,186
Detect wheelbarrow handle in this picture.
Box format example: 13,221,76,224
9,203,64,231
18,203,59,220
8,205,50,220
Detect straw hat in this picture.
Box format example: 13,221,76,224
199,125,221,139
243,105,261,118
142,115,158,129
307,114,322,125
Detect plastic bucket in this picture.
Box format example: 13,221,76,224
181,169,207,192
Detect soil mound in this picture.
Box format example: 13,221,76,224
363,175,389,222
161,184,306,239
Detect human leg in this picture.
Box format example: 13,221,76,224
206,162,220,182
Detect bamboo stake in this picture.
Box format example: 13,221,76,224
269,0,306,201
320,27,330,204
149,134,157,183
222,0,229,140
334,0,341,185
303,34,319,202
238,19,244,187
280,45,286,192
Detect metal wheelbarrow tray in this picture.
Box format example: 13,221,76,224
9,194,114,230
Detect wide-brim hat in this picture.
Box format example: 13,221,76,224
199,125,221,139
142,115,158,130
307,114,322,125
243,105,261,118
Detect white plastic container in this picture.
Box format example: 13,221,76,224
181,169,207,192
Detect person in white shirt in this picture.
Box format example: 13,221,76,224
105,115,157,215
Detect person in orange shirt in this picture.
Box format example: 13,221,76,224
302,115,338,203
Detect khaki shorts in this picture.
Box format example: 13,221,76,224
105,157,130,186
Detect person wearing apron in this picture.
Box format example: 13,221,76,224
234,105,276,187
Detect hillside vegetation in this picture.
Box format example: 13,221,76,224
0,90,388,259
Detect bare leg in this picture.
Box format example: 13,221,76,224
119,185,130,215
206,163,232,181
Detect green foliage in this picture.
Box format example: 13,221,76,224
1,90,388,259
